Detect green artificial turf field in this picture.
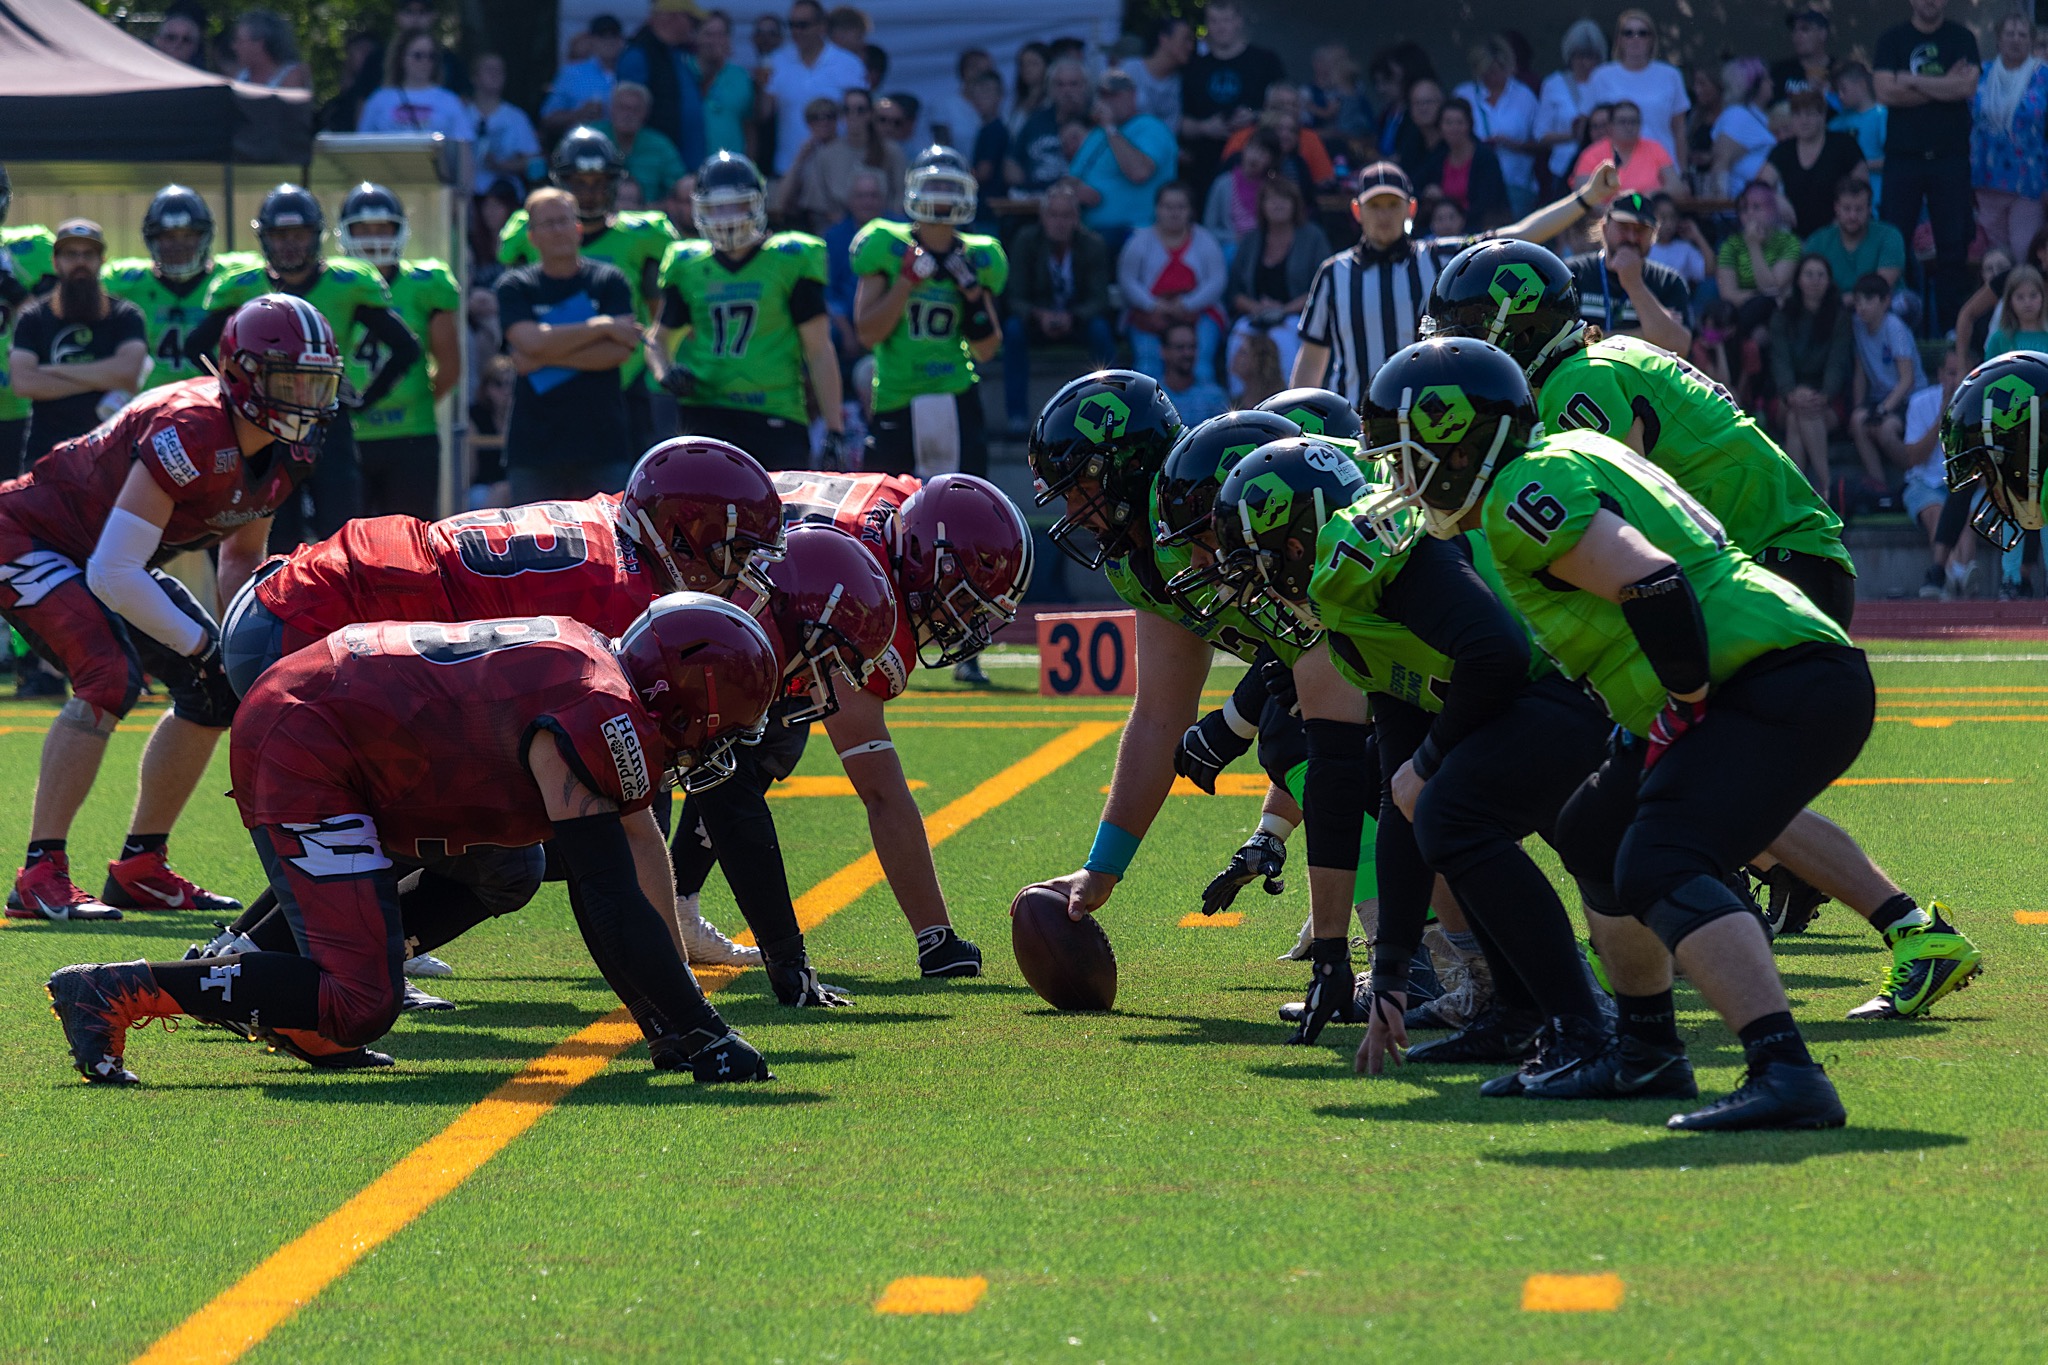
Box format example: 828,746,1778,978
1,639,2043,1363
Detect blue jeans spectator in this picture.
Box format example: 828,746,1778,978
1003,313,1117,426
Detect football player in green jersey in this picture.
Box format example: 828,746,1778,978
853,147,1008,480
335,183,461,520
1426,238,1983,1020
0,163,58,474
1212,436,1625,1093
649,152,846,469
1372,336,1864,1130
187,185,422,545
102,186,224,398
501,127,678,454
1025,377,1402,1042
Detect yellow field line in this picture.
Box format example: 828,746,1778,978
1876,686,2048,693
130,721,1118,1365
1832,777,2013,786
1873,699,2048,707
1878,716,2048,725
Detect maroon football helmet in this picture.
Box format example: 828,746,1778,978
734,523,900,724
618,437,785,598
218,293,342,444
614,592,781,792
895,474,1033,667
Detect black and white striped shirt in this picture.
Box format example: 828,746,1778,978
1296,234,1483,402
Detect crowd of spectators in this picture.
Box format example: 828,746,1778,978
133,0,2048,597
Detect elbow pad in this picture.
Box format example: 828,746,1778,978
1616,562,1711,697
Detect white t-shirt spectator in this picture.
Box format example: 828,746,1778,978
1711,103,1774,196
767,44,868,174
542,58,617,124
1454,78,1542,197
1853,311,1927,398
1586,60,1690,158
1123,60,1182,131
360,85,476,142
469,100,541,194
1903,383,1948,496
1648,238,1707,286
1537,69,1599,178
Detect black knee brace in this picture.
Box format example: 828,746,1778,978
1302,718,1372,870
1643,873,1755,952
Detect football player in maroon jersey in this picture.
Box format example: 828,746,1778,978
45,594,783,1085
673,470,1032,979
0,294,340,922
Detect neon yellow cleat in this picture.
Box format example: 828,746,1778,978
1848,903,1983,1020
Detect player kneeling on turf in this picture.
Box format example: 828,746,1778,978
45,596,780,1086
1369,337,1867,1132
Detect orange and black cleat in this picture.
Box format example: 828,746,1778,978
46,961,182,1084
261,1027,394,1071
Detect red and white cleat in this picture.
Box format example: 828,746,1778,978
101,850,243,913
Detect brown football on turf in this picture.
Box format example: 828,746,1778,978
1010,883,1118,1011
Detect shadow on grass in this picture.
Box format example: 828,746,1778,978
1485,1126,1967,1170
566,1072,831,1108
1112,1009,1292,1047
1776,972,1866,990
395,998,609,1030
719,1006,951,1028
797,974,1037,999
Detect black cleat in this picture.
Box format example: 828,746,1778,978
262,1029,395,1070
1480,1014,1615,1098
1752,866,1829,938
1404,1003,1542,1065
1522,1032,1698,1101
1667,1060,1845,1132
651,1025,773,1082
916,925,983,978
401,980,455,1013
47,962,173,1083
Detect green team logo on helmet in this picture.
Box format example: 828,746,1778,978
1487,263,1545,316
1277,405,1326,434
1985,373,2038,432
1211,441,1263,478
1240,472,1296,533
1073,391,1132,444
1410,385,1476,444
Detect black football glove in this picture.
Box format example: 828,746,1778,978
938,247,981,295
1257,654,1299,714
1284,936,1354,1045
821,428,854,469
659,364,697,400
1200,830,1286,916
1175,708,1253,794
765,953,853,1008
651,1023,774,1081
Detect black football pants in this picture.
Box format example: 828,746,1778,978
669,716,811,947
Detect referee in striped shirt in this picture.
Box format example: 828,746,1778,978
1291,160,1623,401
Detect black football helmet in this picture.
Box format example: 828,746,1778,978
1424,238,1584,380
143,184,215,282
336,182,409,266
1361,337,1539,546
551,126,626,223
693,151,769,254
1942,349,2048,550
253,184,325,276
1154,410,1302,617
1027,369,1183,570
906,144,977,225
1255,388,1362,442
1212,438,1368,647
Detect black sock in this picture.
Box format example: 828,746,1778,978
1866,893,1922,935
1737,1010,1812,1071
25,839,65,868
1464,912,1538,1014
153,953,324,1029
120,833,169,860
226,887,277,936
1453,848,1602,1024
1616,989,1680,1047
401,871,506,955
238,903,301,954
668,796,716,900
687,777,803,946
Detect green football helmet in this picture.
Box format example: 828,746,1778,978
1941,349,2048,551
1212,437,1367,647
1424,238,1584,381
1027,369,1183,569
1360,337,1539,546
1254,387,1363,441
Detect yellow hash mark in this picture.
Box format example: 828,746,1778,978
1831,777,2013,786
1877,686,2048,693
132,723,1118,1365
874,1275,989,1315
768,776,926,798
1180,911,1243,927
1101,773,1270,797
2014,911,2048,925
1882,716,2048,726
1521,1273,1625,1312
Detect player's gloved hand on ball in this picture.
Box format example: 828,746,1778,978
1175,708,1253,794
1643,694,1707,773
1285,936,1354,1045
659,364,697,400
1200,830,1286,915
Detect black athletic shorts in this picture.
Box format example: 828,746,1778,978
866,386,989,478
357,433,441,522
678,405,812,469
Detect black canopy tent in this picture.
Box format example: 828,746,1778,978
0,0,310,164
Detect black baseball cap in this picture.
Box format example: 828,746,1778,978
1605,192,1654,224
1354,161,1414,203
588,14,623,37
1786,8,1829,27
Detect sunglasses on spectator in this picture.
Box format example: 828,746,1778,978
1620,26,1652,37
808,109,839,122
788,17,817,29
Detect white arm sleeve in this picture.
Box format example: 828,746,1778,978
85,507,207,657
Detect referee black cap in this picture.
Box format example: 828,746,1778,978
1353,162,1414,203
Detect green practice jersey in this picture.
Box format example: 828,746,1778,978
1307,501,1456,710
0,225,57,422
848,220,1008,411
1106,539,1305,667
352,259,460,441
500,209,677,388
659,232,824,422
1539,335,1852,573
1481,428,1850,736
204,257,393,399
103,258,233,392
